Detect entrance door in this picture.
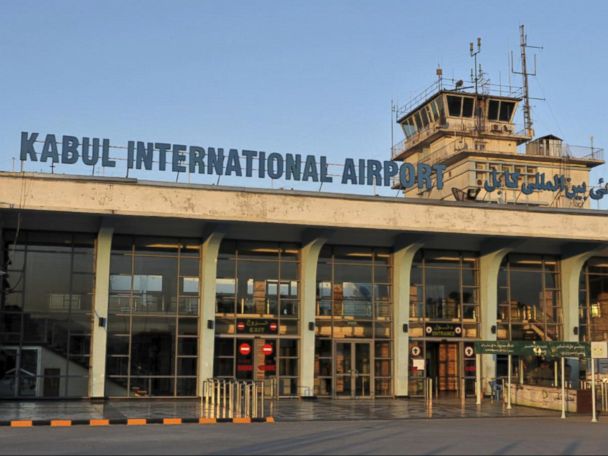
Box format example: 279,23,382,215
426,342,459,397
334,341,372,398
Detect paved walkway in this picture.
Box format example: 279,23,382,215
1,417,607,455
0,398,558,422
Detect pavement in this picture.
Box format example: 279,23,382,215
1,416,607,455
0,398,557,422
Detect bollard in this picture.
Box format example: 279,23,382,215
260,381,265,418
460,377,466,407
229,382,234,419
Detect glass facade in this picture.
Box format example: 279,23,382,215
314,246,392,398
408,250,480,397
213,241,299,397
497,254,562,341
105,236,200,397
579,258,608,342
0,231,94,398
0,226,593,400
496,254,563,386
409,250,480,336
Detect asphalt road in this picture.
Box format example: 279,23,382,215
1,417,607,455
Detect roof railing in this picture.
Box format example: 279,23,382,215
395,78,523,119
392,137,605,167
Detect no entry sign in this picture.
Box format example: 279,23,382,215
262,344,273,356
239,343,251,356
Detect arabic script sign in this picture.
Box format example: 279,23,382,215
483,170,591,201
474,340,590,357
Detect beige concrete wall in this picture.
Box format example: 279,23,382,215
1,173,607,242
404,155,595,208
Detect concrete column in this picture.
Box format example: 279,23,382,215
561,249,601,343
392,241,423,397
299,237,327,398
89,226,114,399
479,244,513,395
197,232,224,395
560,244,605,388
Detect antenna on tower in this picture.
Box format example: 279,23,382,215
436,65,443,90
511,24,543,138
470,37,482,95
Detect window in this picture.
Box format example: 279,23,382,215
579,258,608,342
462,97,474,117
314,246,393,397
488,99,515,122
0,231,95,399
402,117,417,138
447,96,463,117
213,241,300,397
106,236,200,397
409,250,480,339
420,108,429,128
488,100,500,120
499,102,515,122
497,254,562,342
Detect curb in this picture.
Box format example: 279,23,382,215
0,417,275,428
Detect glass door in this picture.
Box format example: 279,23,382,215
354,343,371,397
334,341,372,398
335,342,352,397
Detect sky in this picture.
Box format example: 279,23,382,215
1,0,607,206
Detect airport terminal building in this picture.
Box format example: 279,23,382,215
1,79,608,401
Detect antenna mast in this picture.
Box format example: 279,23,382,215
511,25,542,138
470,37,481,95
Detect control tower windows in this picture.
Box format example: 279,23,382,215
462,98,474,117
402,118,416,138
420,108,430,128
447,96,462,117
487,99,516,122
414,112,423,131
399,96,446,140
447,95,475,118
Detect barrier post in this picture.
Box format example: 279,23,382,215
460,377,466,407
592,359,598,423
476,354,482,405
229,382,234,419
507,354,512,410
561,357,566,419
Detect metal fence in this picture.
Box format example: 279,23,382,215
200,378,277,419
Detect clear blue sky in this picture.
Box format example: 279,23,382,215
1,0,607,205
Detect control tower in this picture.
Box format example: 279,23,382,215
391,35,604,208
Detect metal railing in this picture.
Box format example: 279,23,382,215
526,142,604,161
395,79,523,119
201,378,277,419
390,121,529,161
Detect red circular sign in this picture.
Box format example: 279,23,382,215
269,322,278,332
262,344,273,356
236,322,246,332
239,343,251,356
